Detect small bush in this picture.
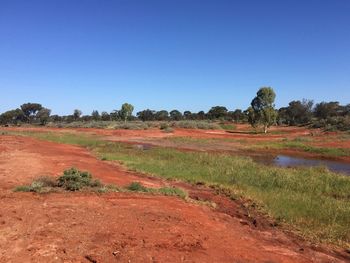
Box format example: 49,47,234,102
160,123,169,130
57,167,101,191
126,182,150,192
13,169,187,200
162,127,174,133
34,176,58,187
14,168,104,193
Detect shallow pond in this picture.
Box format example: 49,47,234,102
133,143,350,176
254,154,350,175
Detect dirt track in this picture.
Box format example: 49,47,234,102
0,134,348,262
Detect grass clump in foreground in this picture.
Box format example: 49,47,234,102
14,167,187,198
9,131,350,246
14,168,106,193
126,182,187,198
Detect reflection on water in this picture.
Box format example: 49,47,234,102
254,154,350,175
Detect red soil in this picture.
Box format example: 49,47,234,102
4,124,314,142
0,134,348,262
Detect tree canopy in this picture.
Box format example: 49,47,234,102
249,87,277,133
120,103,134,122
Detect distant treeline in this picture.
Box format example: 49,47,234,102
1,88,350,131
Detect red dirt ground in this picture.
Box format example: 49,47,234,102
8,125,348,162
0,134,349,262
3,124,315,141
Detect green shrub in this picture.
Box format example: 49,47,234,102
126,182,150,192
57,167,101,191
162,127,174,133
14,168,104,193
160,123,169,130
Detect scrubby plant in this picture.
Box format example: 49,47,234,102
126,182,150,192
162,127,174,133
160,122,169,130
14,176,58,193
57,167,101,191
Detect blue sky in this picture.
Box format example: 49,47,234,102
0,0,349,115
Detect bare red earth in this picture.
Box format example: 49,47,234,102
0,134,348,262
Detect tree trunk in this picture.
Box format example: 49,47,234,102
264,124,268,134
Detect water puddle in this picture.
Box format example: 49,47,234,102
253,154,350,175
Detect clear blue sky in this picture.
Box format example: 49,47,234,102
1,0,349,115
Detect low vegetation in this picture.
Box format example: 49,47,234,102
14,168,107,193
9,131,350,246
14,167,187,198
126,182,187,199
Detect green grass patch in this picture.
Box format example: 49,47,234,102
8,130,350,246
126,182,187,198
219,123,236,130
13,167,187,198
158,186,188,199
256,138,350,157
126,181,150,192
14,185,32,192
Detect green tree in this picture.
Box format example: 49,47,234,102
250,87,277,133
101,111,110,121
283,99,314,125
207,106,228,119
169,110,183,121
197,111,206,120
246,107,259,128
36,108,51,125
137,109,155,121
183,111,193,120
91,110,100,121
73,109,82,120
110,110,121,121
120,103,134,122
314,101,340,120
20,103,43,122
0,109,26,125
155,110,169,121
231,109,245,123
